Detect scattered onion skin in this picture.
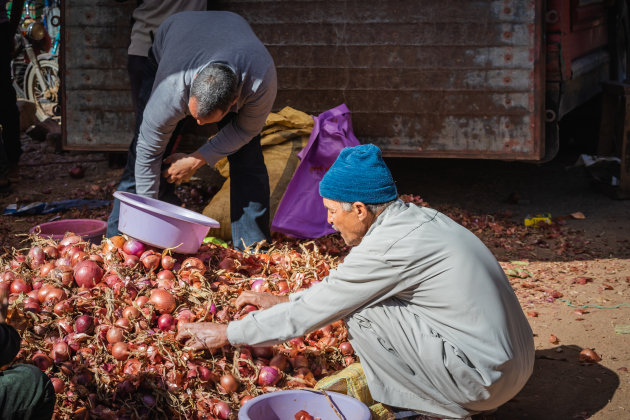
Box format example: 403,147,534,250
579,348,601,363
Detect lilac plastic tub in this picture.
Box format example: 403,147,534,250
114,191,219,254
30,219,107,243
238,389,371,420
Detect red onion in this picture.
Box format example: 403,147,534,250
250,278,266,293
112,342,130,361
257,366,281,386
28,246,45,268
219,373,239,393
142,394,156,407
157,314,176,331
140,251,161,271
50,377,65,393
161,255,176,270
240,395,254,406
213,400,232,419
339,341,354,356
270,354,290,372
106,326,124,344
149,288,176,314
51,341,71,363
32,352,53,371
123,238,146,257
73,260,103,289
74,314,95,334
10,278,31,294
251,346,273,359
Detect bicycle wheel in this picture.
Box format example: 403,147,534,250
24,57,59,121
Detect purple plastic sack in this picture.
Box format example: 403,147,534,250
272,104,360,238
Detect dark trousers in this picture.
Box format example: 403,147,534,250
108,54,271,250
0,22,22,173
107,51,180,237
222,114,271,250
0,364,55,420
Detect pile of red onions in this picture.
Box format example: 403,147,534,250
0,232,354,418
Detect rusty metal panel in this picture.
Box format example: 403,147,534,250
63,0,544,159
62,0,136,151
215,0,545,160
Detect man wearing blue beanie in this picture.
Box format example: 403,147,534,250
178,144,535,420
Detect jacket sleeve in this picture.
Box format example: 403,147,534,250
0,323,21,366
226,245,411,346
134,74,188,198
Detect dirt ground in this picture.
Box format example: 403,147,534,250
1,131,629,420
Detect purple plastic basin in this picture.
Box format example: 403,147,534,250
238,389,371,420
30,219,107,243
114,191,219,254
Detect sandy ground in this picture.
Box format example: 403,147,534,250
1,133,629,420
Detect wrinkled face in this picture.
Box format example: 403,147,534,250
188,96,231,126
323,198,372,247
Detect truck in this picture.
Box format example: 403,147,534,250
61,0,629,164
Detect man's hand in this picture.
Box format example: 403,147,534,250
235,291,289,310
176,322,229,351
163,151,206,185
0,287,8,324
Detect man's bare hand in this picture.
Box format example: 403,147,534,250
235,291,289,310
0,287,8,324
176,322,229,351
163,151,206,185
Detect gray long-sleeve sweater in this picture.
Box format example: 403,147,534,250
135,11,277,198
227,200,534,417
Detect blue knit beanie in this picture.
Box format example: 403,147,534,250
319,144,398,204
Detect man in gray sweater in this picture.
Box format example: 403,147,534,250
177,144,534,419
107,11,277,250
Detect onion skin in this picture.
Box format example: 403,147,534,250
579,348,602,363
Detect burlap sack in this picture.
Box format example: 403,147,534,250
202,107,314,241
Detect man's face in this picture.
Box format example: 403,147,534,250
188,96,231,126
323,198,372,247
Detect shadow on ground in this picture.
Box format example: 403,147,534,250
496,346,619,419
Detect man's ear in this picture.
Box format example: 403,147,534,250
353,202,369,220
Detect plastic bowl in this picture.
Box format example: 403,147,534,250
30,219,107,243
114,191,220,254
238,389,371,420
